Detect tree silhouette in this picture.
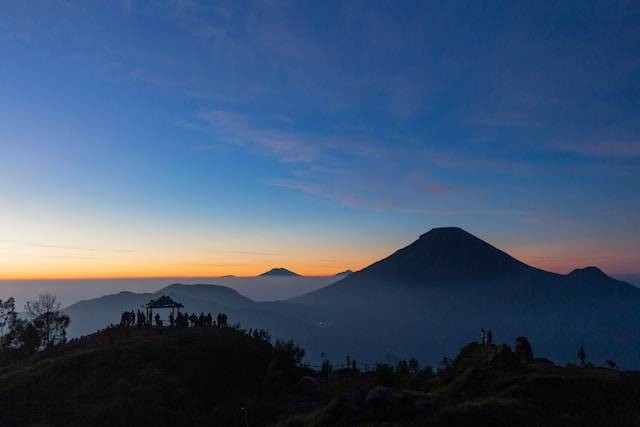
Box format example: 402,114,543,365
0,298,17,343
25,293,70,350
515,337,533,364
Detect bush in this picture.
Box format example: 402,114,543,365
375,363,395,386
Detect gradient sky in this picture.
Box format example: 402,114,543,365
1,1,638,279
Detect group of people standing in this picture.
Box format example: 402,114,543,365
120,310,149,327
170,312,228,328
480,328,493,347
120,310,229,328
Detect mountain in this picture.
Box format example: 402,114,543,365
284,227,640,367
204,275,342,301
64,283,316,341
322,227,545,287
62,228,640,368
334,269,353,276
259,267,301,277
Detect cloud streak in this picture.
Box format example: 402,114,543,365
0,240,134,254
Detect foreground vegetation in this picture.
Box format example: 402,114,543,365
0,320,639,426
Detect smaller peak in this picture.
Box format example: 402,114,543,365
568,266,608,278
162,283,186,288
259,267,300,277
335,269,353,276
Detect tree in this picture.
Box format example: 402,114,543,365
515,337,533,364
274,339,305,365
0,298,17,340
252,329,271,343
395,358,419,376
10,319,40,355
0,298,19,354
25,293,70,350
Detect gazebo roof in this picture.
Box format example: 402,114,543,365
145,295,184,308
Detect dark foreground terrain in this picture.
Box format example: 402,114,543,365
1,326,639,427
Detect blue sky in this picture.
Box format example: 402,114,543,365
0,0,638,277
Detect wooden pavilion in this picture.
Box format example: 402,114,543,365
144,295,183,325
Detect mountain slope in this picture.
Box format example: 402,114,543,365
354,227,538,283
285,227,640,367
64,284,317,342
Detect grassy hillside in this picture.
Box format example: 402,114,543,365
0,326,315,427
1,326,639,426
279,342,640,427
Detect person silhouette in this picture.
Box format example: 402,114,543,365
578,347,586,366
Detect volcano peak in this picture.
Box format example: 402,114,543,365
353,227,533,284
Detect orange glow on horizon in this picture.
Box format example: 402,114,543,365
1,234,637,280
0,253,374,280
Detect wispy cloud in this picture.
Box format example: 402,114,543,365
41,255,102,260
196,110,321,162
556,141,640,159
0,240,134,254
269,176,462,215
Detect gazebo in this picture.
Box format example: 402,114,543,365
144,295,183,325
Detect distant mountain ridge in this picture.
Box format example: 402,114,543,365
64,282,315,339
334,269,353,276
259,267,300,277
62,227,640,368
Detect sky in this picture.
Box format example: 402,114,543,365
0,0,638,279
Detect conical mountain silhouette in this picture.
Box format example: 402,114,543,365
259,267,300,277
287,227,640,368
354,227,537,284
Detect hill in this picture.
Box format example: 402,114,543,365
2,327,640,426
64,284,316,343
0,326,313,426
259,268,301,277
278,339,640,427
